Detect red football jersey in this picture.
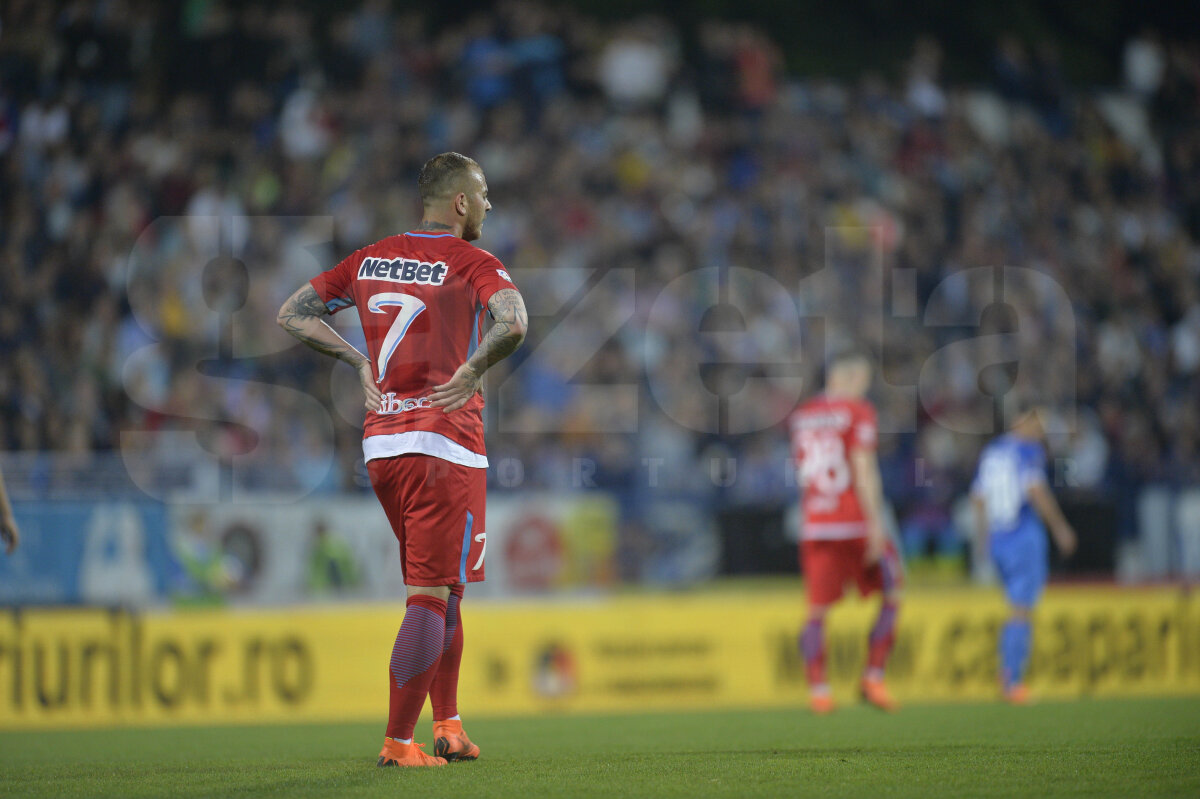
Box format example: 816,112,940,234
788,394,878,540
310,231,515,467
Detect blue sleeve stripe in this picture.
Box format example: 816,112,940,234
466,305,483,359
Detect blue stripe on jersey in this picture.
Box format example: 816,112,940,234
324,296,353,312
467,305,483,359
404,232,456,238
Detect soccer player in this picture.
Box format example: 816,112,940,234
971,405,1077,704
0,464,18,554
789,351,902,714
277,152,527,767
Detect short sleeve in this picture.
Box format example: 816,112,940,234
1019,444,1047,490
309,247,364,315
466,249,517,310
850,403,878,451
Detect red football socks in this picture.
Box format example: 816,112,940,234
867,601,898,673
429,584,464,721
800,617,827,687
385,593,447,741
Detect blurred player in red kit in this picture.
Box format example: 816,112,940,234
788,351,903,713
278,153,527,767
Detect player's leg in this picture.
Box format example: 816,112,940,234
423,460,485,761
799,540,843,713
385,583,451,743
369,456,450,767
430,583,480,761
801,603,834,713
999,604,1033,703
996,528,1046,702
429,583,464,723
858,539,903,711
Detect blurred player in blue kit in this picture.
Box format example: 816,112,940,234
971,405,1077,703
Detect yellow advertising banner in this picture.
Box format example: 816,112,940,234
1,587,1198,729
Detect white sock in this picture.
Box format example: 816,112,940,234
448,714,461,721
392,737,412,745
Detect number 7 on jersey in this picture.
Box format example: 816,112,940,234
368,292,427,383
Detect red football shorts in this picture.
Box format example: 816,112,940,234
801,537,903,606
367,454,487,587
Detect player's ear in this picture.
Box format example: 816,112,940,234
455,192,468,217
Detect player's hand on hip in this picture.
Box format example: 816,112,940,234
430,363,482,413
1,517,18,555
355,359,383,411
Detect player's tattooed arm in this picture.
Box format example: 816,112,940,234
472,289,529,371
430,288,528,413
277,284,383,410
277,285,356,362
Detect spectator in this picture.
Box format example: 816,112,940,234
597,19,676,109
1124,29,1167,101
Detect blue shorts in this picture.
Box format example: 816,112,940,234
990,524,1048,609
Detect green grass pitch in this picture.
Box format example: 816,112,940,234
2,698,1198,798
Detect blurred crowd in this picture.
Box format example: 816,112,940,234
1,1,1199,560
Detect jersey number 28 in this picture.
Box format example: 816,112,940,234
800,432,851,495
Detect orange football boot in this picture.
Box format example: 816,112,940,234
376,739,447,767
1004,684,1031,705
810,692,836,715
860,677,898,712
433,719,481,762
